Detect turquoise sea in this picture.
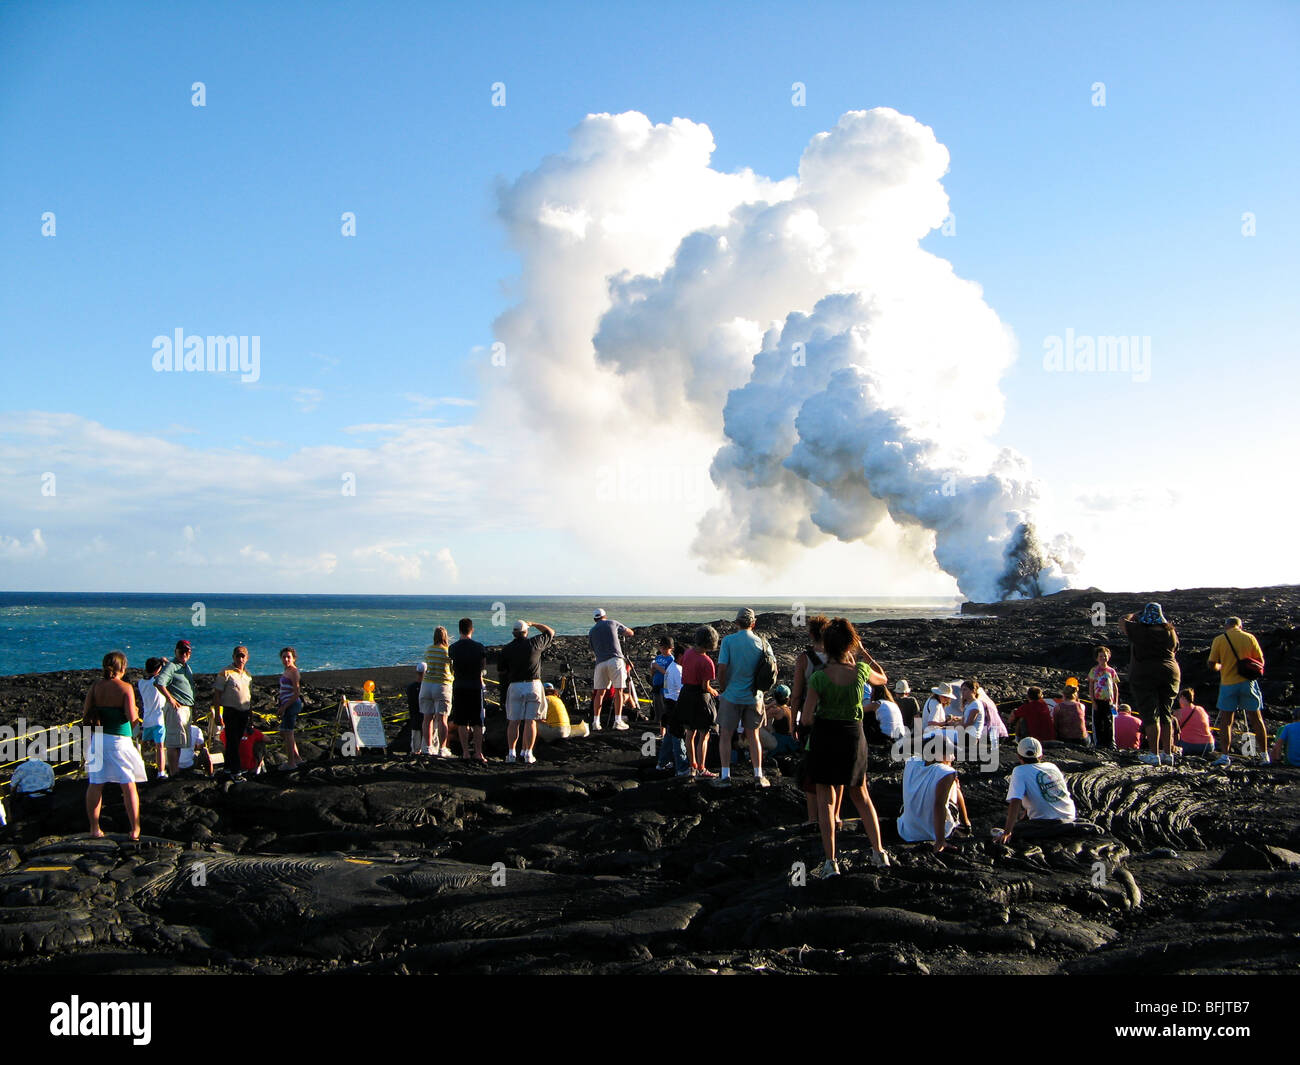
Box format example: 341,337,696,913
0,593,961,676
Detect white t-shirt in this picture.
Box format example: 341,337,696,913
178,725,204,770
137,677,167,730
898,758,959,842
921,697,950,732
960,699,985,741
1007,762,1076,822
875,699,905,740
663,661,683,702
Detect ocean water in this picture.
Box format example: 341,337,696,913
0,592,961,676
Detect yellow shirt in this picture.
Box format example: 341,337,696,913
423,645,454,685
215,668,252,710
544,695,570,728
1208,630,1263,687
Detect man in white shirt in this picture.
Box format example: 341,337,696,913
898,738,971,853
997,737,1076,842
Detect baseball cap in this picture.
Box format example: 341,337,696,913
176,639,193,652
513,620,528,633
1017,737,1042,759
593,609,607,620
544,682,555,692
735,607,756,624
416,661,427,673
771,683,791,700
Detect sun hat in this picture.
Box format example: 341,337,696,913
930,685,951,698
1138,602,1168,624
894,679,910,694
1017,737,1043,759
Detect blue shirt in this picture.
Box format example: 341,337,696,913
718,629,763,706
1277,722,1300,767
651,652,672,689
588,619,631,663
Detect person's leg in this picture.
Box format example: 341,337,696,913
86,783,104,836
472,726,485,760
507,719,519,755
696,731,712,775
421,714,435,754
748,724,764,778
156,742,167,775
590,690,604,728
804,789,818,825
716,700,735,778
1217,710,1235,754
816,784,839,862
121,782,140,839
846,783,885,855
523,719,538,755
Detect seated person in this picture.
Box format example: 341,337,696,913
897,738,971,853
1113,703,1142,750
1010,687,1056,743
177,724,205,771
1173,688,1215,757
997,737,1077,842
219,724,267,775
1052,683,1089,742
893,680,921,732
920,686,955,734
760,684,800,755
868,684,907,743
1269,707,1300,767
537,682,590,741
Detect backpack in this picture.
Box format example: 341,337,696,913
753,636,778,692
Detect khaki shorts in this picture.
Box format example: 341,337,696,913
506,681,545,722
164,704,192,748
592,657,627,690
719,694,765,734
419,681,452,716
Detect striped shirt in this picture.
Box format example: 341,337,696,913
424,644,454,685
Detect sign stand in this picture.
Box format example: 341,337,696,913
325,694,389,761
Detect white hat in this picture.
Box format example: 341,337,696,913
513,620,528,633
416,661,427,673
593,609,607,620
930,686,951,698
894,679,910,694
1017,737,1043,759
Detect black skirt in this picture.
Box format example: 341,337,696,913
676,683,717,733
807,717,869,787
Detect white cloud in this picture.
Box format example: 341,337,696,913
435,547,459,583
293,388,324,413
0,529,47,561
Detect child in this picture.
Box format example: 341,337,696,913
650,636,674,741
136,657,168,779
1053,683,1089,742
658,645,689,775
678,626,720,779
1087,647,1120,749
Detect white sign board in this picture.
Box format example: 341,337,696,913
343,699,388,748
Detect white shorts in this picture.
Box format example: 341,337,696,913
593,658,627,690
419,681,452,716
506,681,545,722
88,732,147,785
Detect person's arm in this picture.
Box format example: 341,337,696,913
790,652,807,717
154,664,180,708
999,798,1024,842
527,621,555,639
83,684,96,722
933,774,959,854
651,657,667,678
800,685,821,730
124,683,139,726
954,780,971,829
716,642,729,693
620,624,635,639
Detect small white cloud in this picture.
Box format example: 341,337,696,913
405,394,478,412
0,528,47,560
293,388,324,413
239,544,273,564
435,546,459,583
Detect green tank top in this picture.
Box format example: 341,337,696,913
809,661,872,721
96,705,132,737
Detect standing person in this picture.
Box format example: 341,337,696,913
1121,603,1180,767
421,626,454,756
212,646,254,782
1174,688,1215,758
650,636,674,745
1052,682,1089,743
715,607,771,789
497,619,555,764
1208,616,1268,767
678,626,720,779
791,615,831,826
659,644,690,776
401,664,426,755
1087,647,1120,749
448,619,487,762
154,640,197,777
893,680,921,733
800,617,892,877
84,651,146,840
588,609,635,731
897,738,972,853
135,657,168,779
278,647,305,769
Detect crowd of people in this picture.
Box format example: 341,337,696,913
36,601,1296,864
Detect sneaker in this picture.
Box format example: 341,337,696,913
870,850,891,869
506,751,517,763
817,859,840,879
1139,753,1161,766
230,772,246,783
755,775,771,788
614,719,630,731
592,719,603,731
711,776,732,788
1213,754,1232,767
522,750,536,764
156,772,169,781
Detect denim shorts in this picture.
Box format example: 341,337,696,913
280,698,302,729
1216,681,1262,715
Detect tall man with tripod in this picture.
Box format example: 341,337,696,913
589,608,635,731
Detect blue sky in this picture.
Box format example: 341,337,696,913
1,1,1296,596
